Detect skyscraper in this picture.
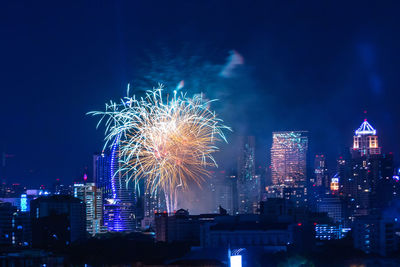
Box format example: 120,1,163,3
351,120,381,158
237,136,259,213
314,155,329,190
345,119,396,217
210,170,235,214
93,152,112,201
103,138,136,232
74,183,105,236
337,152,353,199
270,131,308,207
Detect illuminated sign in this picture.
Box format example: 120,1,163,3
20,194,27,212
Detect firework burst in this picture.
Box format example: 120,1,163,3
89,86,230,212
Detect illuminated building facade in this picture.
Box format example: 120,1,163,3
315,224,345,240
237,136,259,214
271,131,308,207
142,187,167,229
93,152,112,201
342,120,396,218
102,138,136,232
330,174,340,194
313,155,329,190
74,183,105,236
352,120,381,157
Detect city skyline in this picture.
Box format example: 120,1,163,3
2,1,400,186
3,2,400,265
0,117,396,187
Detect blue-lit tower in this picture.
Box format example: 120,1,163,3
93,152,112,201
103,137,136,232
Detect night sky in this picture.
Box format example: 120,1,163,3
1,1,400,187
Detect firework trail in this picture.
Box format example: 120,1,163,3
89,86,230,213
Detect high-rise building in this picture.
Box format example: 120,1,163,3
337,153,353,199
340,119,397,219
309,154,330,210
93,152,112,201
314,155,329,190
350,120,395,216
102,138,136,232
237,136,259,214
74,183,105,236
352,120,381,158
210,171,235,214
270,131,308,207
142,187,167,229
30,195,86,248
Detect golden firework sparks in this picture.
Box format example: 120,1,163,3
89,86,230,212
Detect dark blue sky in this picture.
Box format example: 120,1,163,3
1,1,400,187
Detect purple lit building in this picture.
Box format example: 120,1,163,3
102,137,136,232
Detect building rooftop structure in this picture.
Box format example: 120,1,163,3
355,120,377,136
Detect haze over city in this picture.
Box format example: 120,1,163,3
1,1,400,266
2,1,400,187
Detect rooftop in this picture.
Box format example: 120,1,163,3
355,120,376,136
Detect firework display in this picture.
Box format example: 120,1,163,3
89,86,230,213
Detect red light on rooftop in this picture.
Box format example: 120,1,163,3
314,222,317,226
297,223,302,226
163,211,167,214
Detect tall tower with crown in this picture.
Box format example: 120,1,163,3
352,119,381,158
